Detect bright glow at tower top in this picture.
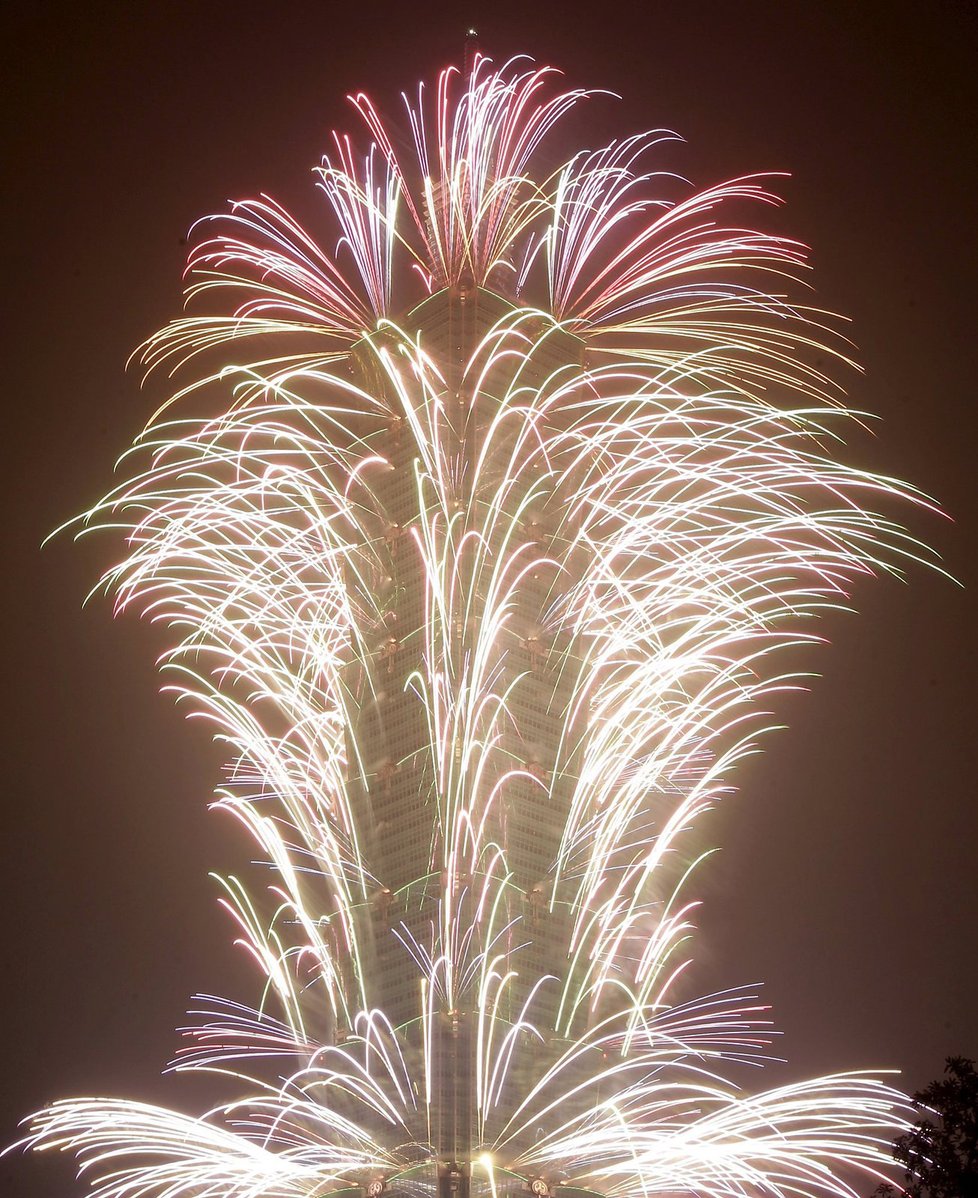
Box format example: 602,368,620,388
15,52,939,1198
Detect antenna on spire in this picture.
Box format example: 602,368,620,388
463,28,479,82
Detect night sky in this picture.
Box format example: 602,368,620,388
3,2,976,1195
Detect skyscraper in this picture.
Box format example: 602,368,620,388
19,55,929,1198
345,283,588,1174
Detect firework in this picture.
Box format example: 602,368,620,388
17,53,936,1198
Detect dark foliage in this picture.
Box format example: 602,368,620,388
876,1058,978,1198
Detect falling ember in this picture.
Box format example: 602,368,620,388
16,53,940,1198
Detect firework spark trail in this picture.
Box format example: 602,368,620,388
15,52,941,1198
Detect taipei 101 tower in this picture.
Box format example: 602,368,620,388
347,273,587,1184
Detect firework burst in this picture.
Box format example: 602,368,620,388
17,53,937,1198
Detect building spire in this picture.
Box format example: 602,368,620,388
463,28,479,82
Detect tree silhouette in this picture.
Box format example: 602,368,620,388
878,1058,978,1198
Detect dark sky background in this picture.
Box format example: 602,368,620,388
2,2,976,1195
